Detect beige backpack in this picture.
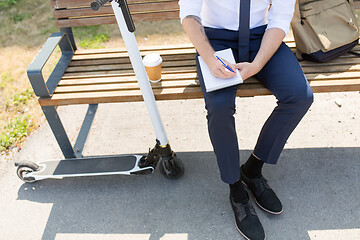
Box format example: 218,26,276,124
291,0,359,62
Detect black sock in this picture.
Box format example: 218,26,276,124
229,179,248,204
242,153,264,178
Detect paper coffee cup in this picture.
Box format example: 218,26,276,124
143,53,162,83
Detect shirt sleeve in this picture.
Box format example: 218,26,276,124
178,0,204,23
266,0,296,36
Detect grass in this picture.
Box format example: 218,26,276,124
79,33,110,48
2,89,34,111
0,72,13,89
0,115,34,152
0,0,17,8
12,88,34,106
75,26,111,48
12,12,31,23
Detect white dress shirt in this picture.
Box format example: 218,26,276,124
179,0,296,36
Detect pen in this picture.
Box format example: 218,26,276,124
216,56,235,73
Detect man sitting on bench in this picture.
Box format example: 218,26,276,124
179,0,313,239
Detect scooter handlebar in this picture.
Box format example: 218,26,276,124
91,0,109,11
90,0,135,32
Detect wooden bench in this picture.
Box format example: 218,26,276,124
28,0,360,158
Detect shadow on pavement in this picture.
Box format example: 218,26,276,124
16,148,360,240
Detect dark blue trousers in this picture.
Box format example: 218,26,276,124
196,25,314,184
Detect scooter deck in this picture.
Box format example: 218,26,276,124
39,155,137,176
24,155,156,182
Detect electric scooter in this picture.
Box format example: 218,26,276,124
15,0,184,183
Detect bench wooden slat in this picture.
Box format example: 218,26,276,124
53,2,179,19
300,58,360,67
39,82,273,106
51,0,178,9
60,72,199,86
71,50,194,61
69,58,133,66
55,11,179,28
57,77,258,88
62,67,197,78
65,59,196,73
309,79,360,92
303,64,360,73
306,71,360,80
68,54,195,66
40,87,203,106
53,6,114,19
55,80,201,93
62,72,138,79
74,44,195,55
72,47,195,60
58,72,198,86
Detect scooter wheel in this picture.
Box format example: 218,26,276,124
16,161,39,183
159,155,184,179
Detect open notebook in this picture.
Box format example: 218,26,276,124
198,48,243,92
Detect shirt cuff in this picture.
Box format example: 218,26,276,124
179,9,202,23
266,21,291,37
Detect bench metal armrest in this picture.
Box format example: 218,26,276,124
27,32,74,97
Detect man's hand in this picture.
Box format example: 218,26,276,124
235,28,285,80
235,62,261,80
207,56,237,79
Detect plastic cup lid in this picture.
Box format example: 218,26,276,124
143,53,162,67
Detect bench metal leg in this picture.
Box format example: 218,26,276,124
42,106,76,159
74,104,98,158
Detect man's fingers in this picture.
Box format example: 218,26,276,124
217,58,236,74
219,67,236,78
223,60,237,73
213,68,230,79
210,60,237,79
213,69,227,78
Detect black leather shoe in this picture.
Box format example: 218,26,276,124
241,166,283,215
230,194,266,240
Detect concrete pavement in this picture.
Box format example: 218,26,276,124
0,92,360,240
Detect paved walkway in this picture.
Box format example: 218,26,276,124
0,92,360,240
